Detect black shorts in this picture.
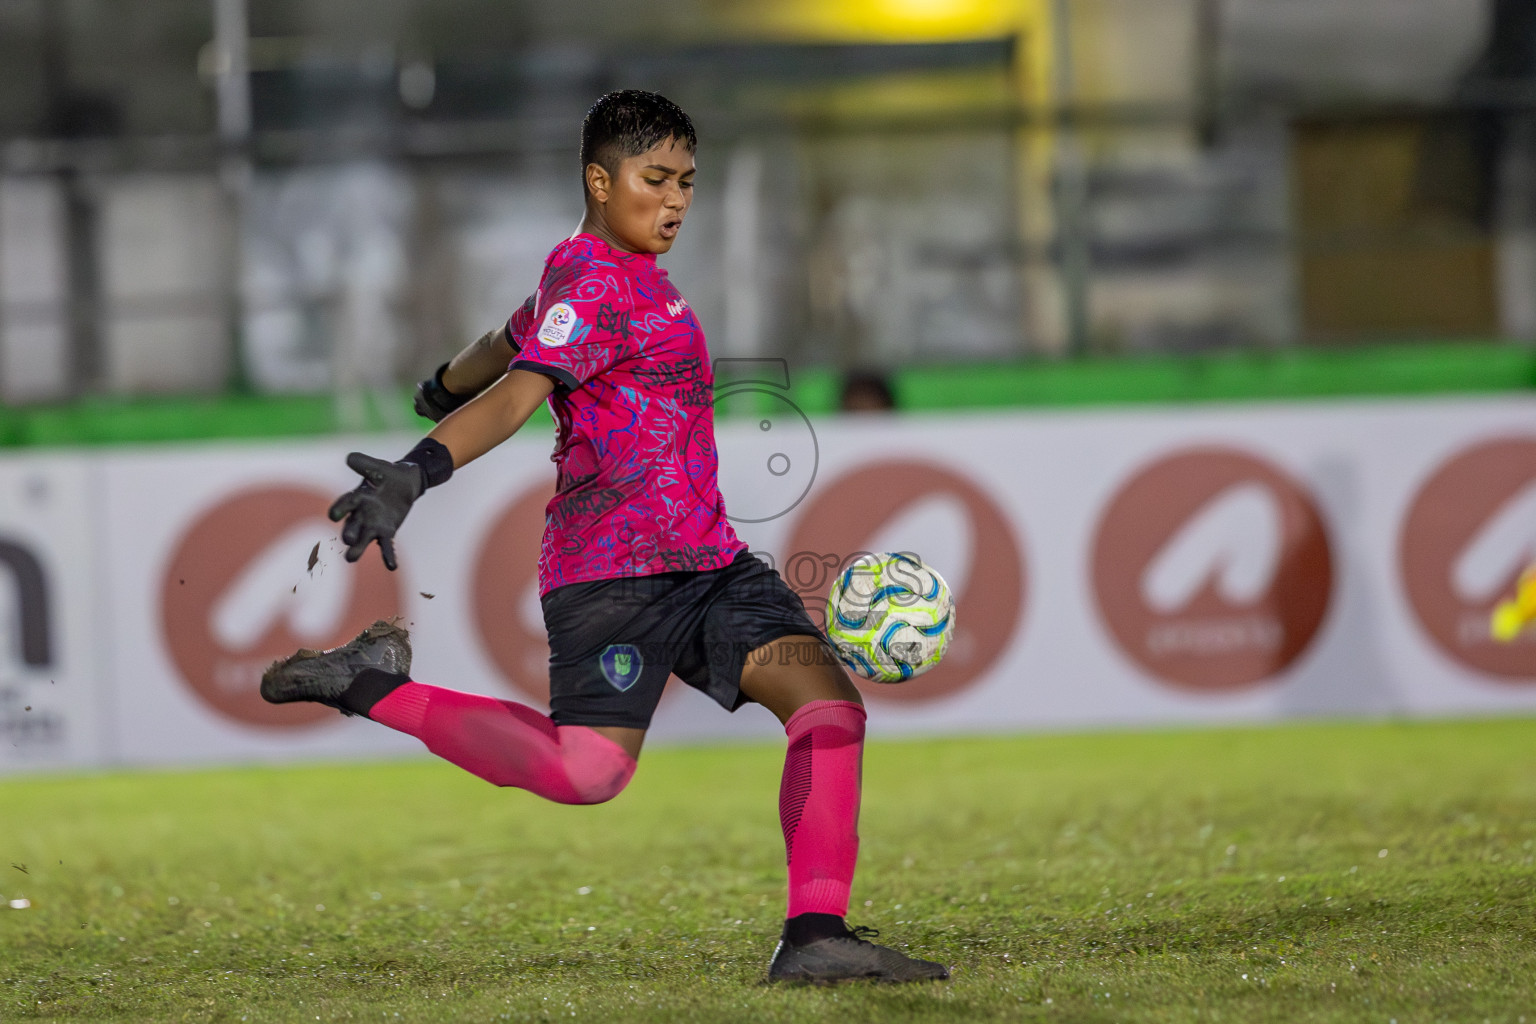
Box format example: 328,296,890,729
541,550,826,729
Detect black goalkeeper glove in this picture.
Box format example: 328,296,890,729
413,362,474,422
328,439,454,571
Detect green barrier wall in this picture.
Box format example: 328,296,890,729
1,342,1532,448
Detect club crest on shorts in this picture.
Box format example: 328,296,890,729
600,644,643,691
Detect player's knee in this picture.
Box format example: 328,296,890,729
565,762,633,804
557,726,638,805
561,753,635,804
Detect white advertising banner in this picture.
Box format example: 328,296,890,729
0,453,103,771
725,399,1536,736
3,394,1535,772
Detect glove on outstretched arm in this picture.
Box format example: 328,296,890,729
336,367,555,571
329,439,455,571
413,322,522,422
413,363,474,422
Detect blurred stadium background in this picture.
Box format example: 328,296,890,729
1,0,1536,770
4,6,1536,1020
0,0,1531,415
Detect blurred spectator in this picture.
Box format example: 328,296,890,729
839,370,896,412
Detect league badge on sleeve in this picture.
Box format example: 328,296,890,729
538,302,580,347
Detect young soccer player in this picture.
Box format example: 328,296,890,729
261,90,948,984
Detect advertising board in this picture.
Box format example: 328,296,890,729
4,395,1534,772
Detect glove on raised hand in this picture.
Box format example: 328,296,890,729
413,362,474,422
328,439,454,571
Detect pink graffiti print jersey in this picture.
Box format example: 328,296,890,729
507,233,746,594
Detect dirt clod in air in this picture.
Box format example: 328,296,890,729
307,543,321,573
420,592,435,600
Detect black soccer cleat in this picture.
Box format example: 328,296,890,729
260,619,411,715
767,925,950,984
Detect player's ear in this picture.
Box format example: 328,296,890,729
585,162,611,205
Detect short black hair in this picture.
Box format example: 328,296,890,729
580,90,697,184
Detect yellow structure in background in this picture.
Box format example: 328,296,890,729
717,0,1053,107
717,0,1067,352
1491,566,1536,642
721,0,1037,43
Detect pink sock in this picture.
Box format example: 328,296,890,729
369,682,635,805
779,699,866,918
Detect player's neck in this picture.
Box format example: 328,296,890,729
574,213,645,256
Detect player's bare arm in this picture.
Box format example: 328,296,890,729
328,369,553,572
429,368,554,469
444,325,518,394
414,324,520,421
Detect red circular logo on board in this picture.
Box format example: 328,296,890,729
1091,447,1333,692
783,460,1027,703
161,486,405,728
471,485,555,705
1400,436,1536,682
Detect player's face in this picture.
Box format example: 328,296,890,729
587,137,696,255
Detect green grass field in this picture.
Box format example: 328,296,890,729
3,719,1535,1023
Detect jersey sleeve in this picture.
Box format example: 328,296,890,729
503,294,535,357
508,250,633,391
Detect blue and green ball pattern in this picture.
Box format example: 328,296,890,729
826,552,955,683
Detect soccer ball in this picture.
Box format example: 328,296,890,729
826,552,955,682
